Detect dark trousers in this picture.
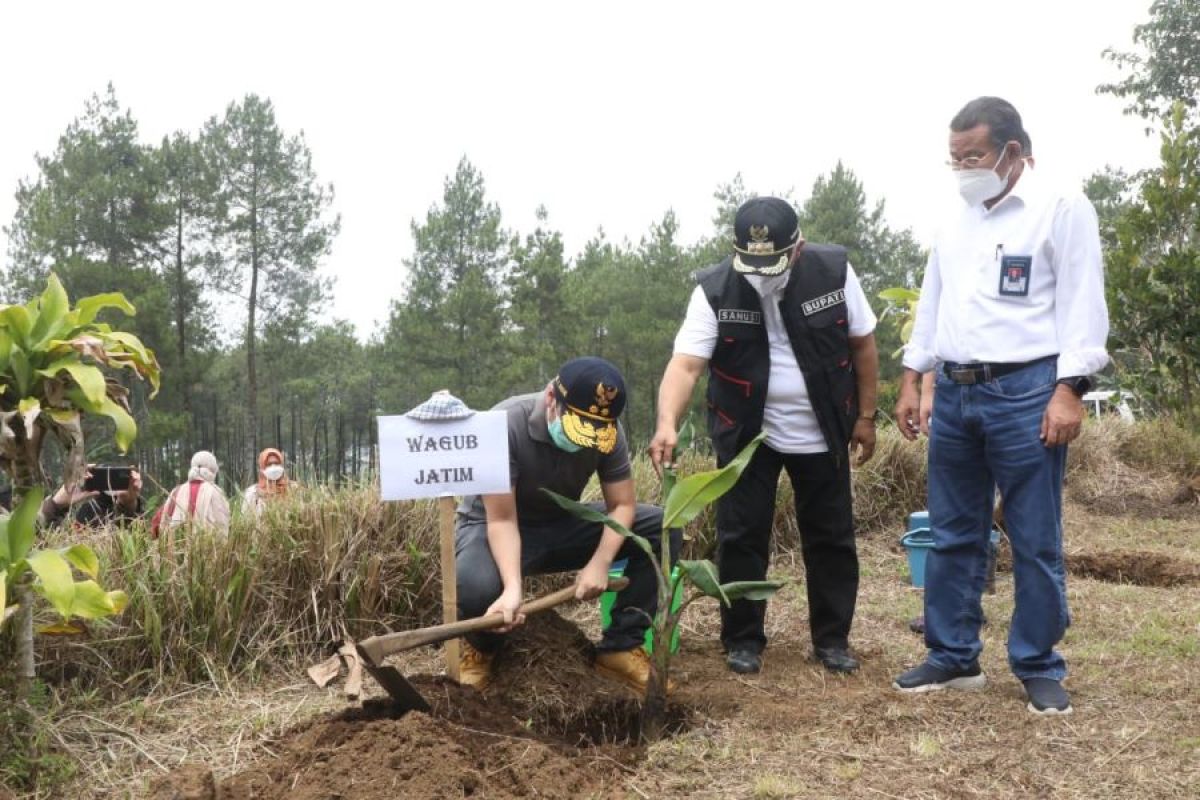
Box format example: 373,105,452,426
717,446,858,653
455,503,681,653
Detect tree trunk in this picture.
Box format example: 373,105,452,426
174,190,192,454
246,164,260,474
1181,357,1194,429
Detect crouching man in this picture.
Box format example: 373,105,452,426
455,356,681,693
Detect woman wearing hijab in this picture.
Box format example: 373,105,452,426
155,451,231,536
242,448,291,516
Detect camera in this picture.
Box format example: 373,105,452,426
82,465,133,493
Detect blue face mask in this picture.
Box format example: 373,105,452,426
548,416,583,453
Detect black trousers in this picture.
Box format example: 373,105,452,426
456,503,681,653
717,446,858,653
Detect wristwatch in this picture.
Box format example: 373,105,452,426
858,410,880,424
1055,376,1092,397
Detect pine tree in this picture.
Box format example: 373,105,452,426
383,158,508,410
202,95,339,469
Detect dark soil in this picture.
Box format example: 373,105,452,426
1072,489,1200,520
148,612,689,800
1067,549,1200,587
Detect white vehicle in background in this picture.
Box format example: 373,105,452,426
1082,390,1137,422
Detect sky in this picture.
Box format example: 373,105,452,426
0,0,1161,340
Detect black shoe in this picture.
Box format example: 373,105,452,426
814,646,859,674
893,661,986,693
1023,678,1072,715
908,616,925,634
726,648,762,674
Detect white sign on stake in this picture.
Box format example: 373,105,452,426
377,412,510,501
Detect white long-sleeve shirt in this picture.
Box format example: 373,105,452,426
903,167,1109,379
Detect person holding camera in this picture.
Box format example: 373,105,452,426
40,465,144,528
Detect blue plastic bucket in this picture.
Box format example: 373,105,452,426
901,528,935,588
901,526,1003,589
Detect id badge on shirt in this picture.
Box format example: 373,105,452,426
998,255,1032,297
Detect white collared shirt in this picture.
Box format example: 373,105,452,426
903,167,1110,379
674,264,876,454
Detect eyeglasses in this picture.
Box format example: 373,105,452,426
945,151,999,170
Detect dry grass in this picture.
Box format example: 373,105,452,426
30,483,445,694
7,417,1200,798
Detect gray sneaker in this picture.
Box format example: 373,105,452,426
1023,678,1072,715
893,661,986,693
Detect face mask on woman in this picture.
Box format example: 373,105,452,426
263,464,285,481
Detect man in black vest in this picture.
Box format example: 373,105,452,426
650,197,879,675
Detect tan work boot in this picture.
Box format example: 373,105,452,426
458,641,495,691
594,647,676,694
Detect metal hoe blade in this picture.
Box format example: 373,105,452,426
356,645,432,715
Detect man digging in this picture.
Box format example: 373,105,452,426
454,357,681,693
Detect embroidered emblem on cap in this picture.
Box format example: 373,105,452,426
746,224,774,255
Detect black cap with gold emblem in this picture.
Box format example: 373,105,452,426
732,197,801,276
552,357,626,454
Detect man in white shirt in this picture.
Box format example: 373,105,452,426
651,197,879,676
893,97,1109,715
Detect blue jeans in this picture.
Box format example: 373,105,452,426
924,357,1069,681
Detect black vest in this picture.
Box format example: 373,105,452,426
697,244,858,465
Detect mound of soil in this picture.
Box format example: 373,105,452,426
1068,549,1200,587
149,612,676,800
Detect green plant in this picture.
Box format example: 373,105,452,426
0,488,129,633
543,427,784,741
0,274,157,721
877,286,920,358
0,274,161,489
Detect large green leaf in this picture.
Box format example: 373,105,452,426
7,487,43,565
27,549,75,619
99,396,137,453
38,359,106,406
719,580,786,602
9,348,33,396
878,287,920,303
0,570,6,624
0,305,33,347
65,388,138,452
74,292,135,327
539,489,655,560
0,329,12,374
62,544,100,580
663,433,765,529
678,559,729,605
68,581,128,619
29,274,71,348
0,516,8,564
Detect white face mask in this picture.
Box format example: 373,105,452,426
745,271,791,297
263,464,285,481
956,148,1013,206
955,149,1012,206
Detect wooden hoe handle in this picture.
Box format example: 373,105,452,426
357,576,630,665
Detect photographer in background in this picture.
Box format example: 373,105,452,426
40,465,144,528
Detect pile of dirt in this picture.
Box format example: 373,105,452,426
1068,549,1200,587
149,612,663,800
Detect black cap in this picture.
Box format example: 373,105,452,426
552,357,626,454
732,197,801,275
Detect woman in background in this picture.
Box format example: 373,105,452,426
242,448,291,515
